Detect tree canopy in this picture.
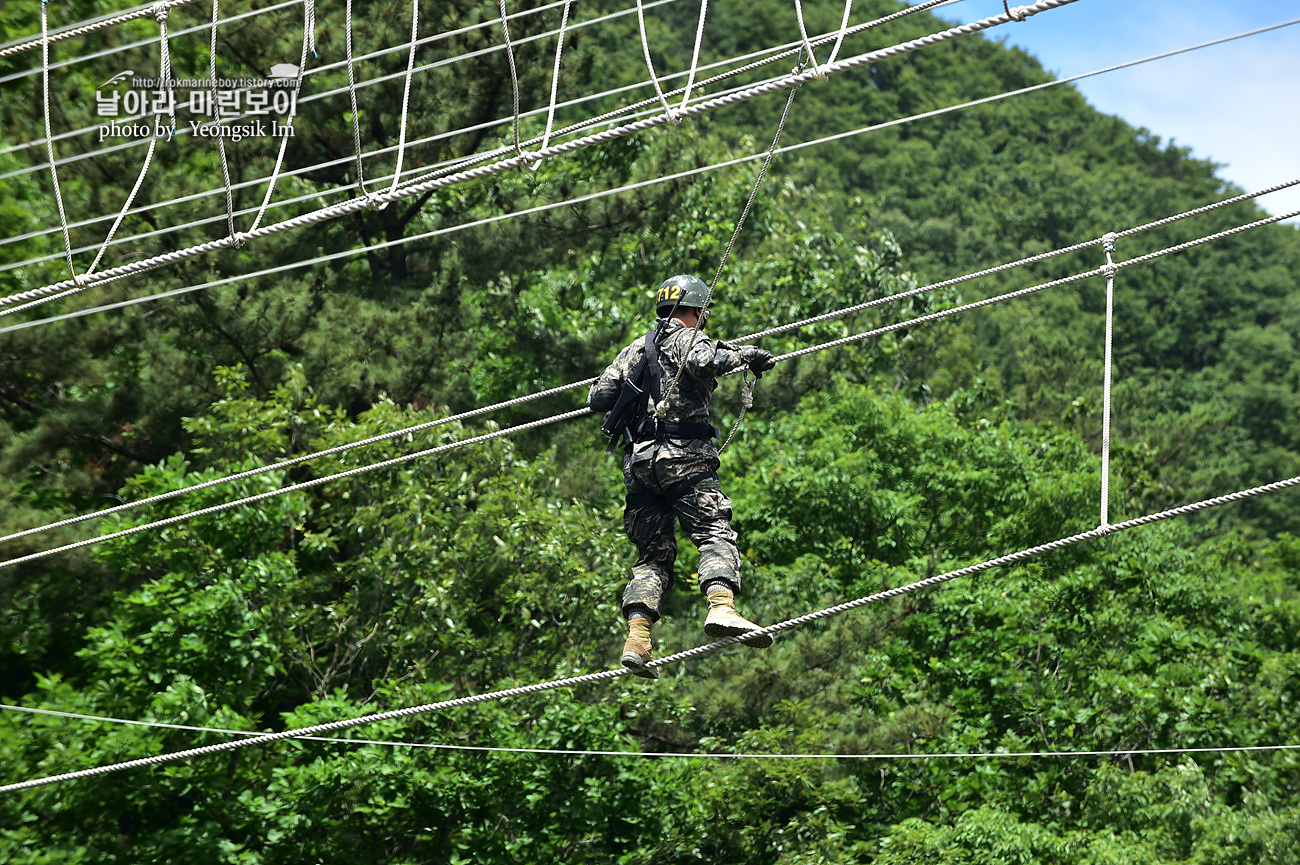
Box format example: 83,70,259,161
1,1,1298,861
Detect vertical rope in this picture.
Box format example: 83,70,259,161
793,0,825,79
344,0,369,197
387,0,420,192
210,0,237,239
1099,232,1117,527
40,0,81,287
655,60,805,419
248,0,314,233
826,0,853,65
677,0,709,111
529,0,572,170
635,0,676,120
87,4,174,276
498,0,525,155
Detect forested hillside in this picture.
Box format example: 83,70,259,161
1,0,1298,861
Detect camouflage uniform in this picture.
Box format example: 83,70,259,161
588,319,750,622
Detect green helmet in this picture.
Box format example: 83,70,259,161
655,274,709,317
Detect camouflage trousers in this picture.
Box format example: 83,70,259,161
620,440,741,622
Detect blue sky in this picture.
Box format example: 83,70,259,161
930,0,1300,222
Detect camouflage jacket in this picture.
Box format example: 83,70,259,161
587,319,748,427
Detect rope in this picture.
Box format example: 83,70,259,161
499,0,526,156
0,1,1093,316
794,0,825,79
247,0,314,234
9,13,1291,320
5,470,1298,793
1099,233,1117,527
0,408,593,571
344,0,369,197
636,0,676,120
717,371,755,453
826,0,852,66
5,8,1292,247
0,0,582,161
656,61,804,419
387,0,420,194
39,0,82,289
85,5,175,277
6,703,1299,764
0,0,199,60
530,0,573,169
1003,1,1028,22
677,0,709,111
210,0,237,240
0,376,598,547
0,0,304,89
7,204,1294,563
5,124,1296,332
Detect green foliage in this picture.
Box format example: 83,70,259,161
2,0,1300,861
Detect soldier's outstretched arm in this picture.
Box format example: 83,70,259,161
679,332,747,381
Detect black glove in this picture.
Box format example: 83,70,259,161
738,346,776,377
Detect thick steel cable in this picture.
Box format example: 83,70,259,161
1098,233,1117,527
5,205,1294,561
499,0,526,157
6,703,1299,764
387,0,421,193
6,0,1072,313
0,0,199,60
210,0,237,240
5,470,1298,793
39,0,82,289
0,0,305,89
85,6,175,278
635,0,676,118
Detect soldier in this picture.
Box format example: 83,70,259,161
588,274,778,679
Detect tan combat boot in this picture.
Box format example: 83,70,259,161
621,617,659,680
704,588,773,648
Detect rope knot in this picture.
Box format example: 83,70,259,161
1101,231,1118,253
363,192,389,212
1100,262,1118,278
1003,2,1029,21
72,274,88,288
152,1,170,22
231,231,251,248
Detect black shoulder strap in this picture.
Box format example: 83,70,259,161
643,330,664,404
